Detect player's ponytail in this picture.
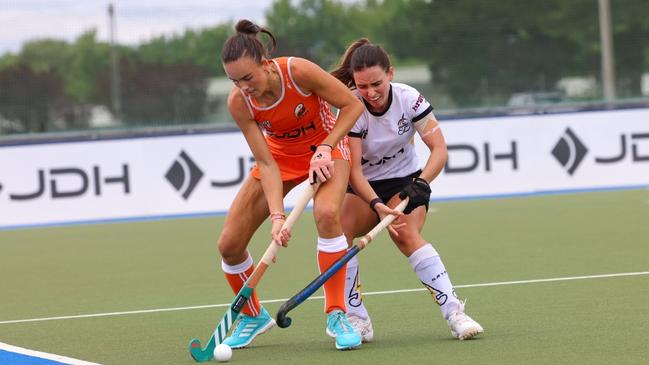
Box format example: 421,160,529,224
331,38,391,88
331,38,370,88
221,19,277,64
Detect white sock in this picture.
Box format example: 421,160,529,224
316,235,348,253
344,255,369,319
408,244,461,319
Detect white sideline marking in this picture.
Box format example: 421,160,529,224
1,271,648,325
0,342,101,365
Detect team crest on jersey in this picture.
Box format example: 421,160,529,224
294,103,307,119
397,113,410,135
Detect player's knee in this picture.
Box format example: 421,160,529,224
313,202,340,230
217,234,245,261
391,230,417,248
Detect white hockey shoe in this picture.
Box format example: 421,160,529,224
348,314,374,343
447,302,484,340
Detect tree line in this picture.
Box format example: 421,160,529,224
1,0,648,134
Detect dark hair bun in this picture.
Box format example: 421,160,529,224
235,19,261,35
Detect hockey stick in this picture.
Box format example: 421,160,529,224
188,184,314,362
276,198,408,328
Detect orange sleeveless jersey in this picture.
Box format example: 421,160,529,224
243,57,350,182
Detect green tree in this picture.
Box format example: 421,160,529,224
0,64,67,132
137,24,231,76
66,30,110,102
18,39,71,73
380,0,580,106
97,61,209,125
13,31,111,104
266,0,373,68
0,53,18,69
609,0,649,96
379,0,649,105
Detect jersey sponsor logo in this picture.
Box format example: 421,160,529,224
412,94,425,112
268,120,317,140
397,113,410,135
361,147,405,167
294,103,307,119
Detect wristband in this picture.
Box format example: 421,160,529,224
319,143,333,150
369,198,383,212
270,212,286,221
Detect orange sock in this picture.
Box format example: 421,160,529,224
224,264,261,317
318,250,348,314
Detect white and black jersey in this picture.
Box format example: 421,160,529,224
348,83,434,181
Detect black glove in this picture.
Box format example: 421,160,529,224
398,177,431,214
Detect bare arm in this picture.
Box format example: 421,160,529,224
414,113,448,183
289,57,364,146
227,88,284,217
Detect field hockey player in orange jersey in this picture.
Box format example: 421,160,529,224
217,19,364,351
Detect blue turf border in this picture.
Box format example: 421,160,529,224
0,349,79,365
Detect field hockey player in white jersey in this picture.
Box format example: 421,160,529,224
330,38,484,342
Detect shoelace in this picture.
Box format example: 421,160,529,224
330,312,353,334
449,312,469,324
231,314,257,336
342,315,356,334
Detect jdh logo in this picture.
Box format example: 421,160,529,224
268,120,316,139
5,165,130,200
551,128,588,175
551,128,648,175
210,156,256,188
165,151,204,200
445,141,518,173
165,151,257,200
594,133,649,163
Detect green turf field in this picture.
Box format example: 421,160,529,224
1,189,648,364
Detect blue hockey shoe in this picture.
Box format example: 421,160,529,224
325,310,362,350
223,307,275,348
